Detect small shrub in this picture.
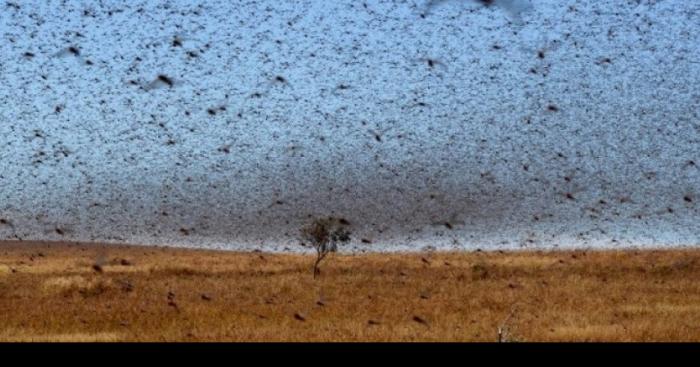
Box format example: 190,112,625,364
300,217,351,279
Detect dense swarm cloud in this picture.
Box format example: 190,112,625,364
1,0,699,252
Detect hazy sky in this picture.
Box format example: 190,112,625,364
1,0,699,251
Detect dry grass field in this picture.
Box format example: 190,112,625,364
1,241,700,341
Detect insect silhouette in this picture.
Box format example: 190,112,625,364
143,74,176,90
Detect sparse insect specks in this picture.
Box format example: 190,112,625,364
547,104,559,112
274,75,286,83
423,0,532,23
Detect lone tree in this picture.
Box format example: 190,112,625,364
300,217,351,279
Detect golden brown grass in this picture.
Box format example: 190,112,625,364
1,241,700,341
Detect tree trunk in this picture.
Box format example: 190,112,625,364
313,254,322,279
